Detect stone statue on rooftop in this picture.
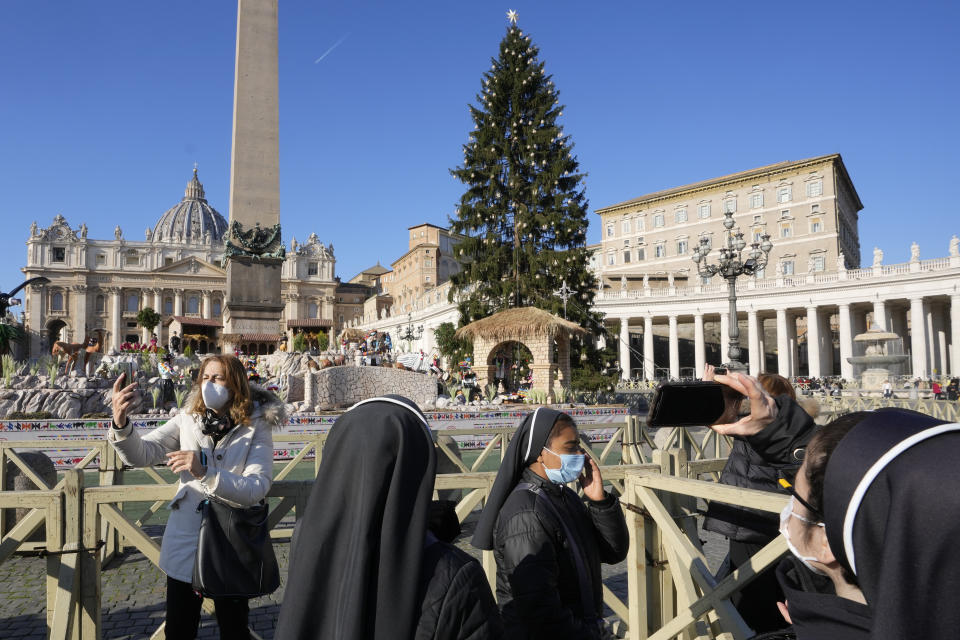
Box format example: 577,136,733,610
620,275,627,291
910,242,920,262
950,236,959,257
873,246,883,267
79,223,87,239
114,225,123,241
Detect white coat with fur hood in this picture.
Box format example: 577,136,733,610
107,384,286,583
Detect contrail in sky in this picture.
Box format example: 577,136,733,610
314,32,351,64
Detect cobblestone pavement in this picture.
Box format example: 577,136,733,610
0,514,727,639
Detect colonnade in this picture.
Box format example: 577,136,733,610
613,294,960,381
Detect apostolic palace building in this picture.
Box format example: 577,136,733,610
20,169,372,357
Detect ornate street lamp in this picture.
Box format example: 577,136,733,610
691,211,772,371
0,276,50,322
398,312,423,343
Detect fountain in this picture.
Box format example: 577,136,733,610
846,327,908,390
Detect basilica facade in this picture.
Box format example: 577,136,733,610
21,169,369,357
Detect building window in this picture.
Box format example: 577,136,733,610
606,222,614,237
750,193,763,208
753,227,764,242
806,180,823,197
698,204,711,219
782,260,795,275
753,215,763,224
95,295,105,313
125,251,139,266
96,253,107,266
187,296,199,314
308,262,318,276
780,223,792,238
606,252,615,266
780,209,790,218
637,247,645,261
425,275,431,282
622,219,630,234
623,249,631,263
676,239,688,255
52,247,65,263
654,243,666,258
308,302,319,318
675,209,688,223
653,214,665,228
811,255,825,272
423,258,432,267
164,257,174,266
164,298,173,314
777,186,792,203
50,292,63,311
212,300,221,317
126,294,139,312
634,217,645,232
339,314,344,324
723,199,736,214
810,218,823,233
811,203,820,213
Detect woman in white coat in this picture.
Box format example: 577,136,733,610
108,354,285,640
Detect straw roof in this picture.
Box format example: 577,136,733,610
455,307,589,342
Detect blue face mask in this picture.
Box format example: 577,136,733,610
542,446,585,484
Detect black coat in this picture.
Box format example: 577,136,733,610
493,469,628,640
703,395,815,543
775,556,870,640
416,539,504,640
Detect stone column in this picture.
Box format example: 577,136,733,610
110,289,123,351
643,315,654,381
202,292,212,320
777,308,790,377
806,306,821,378
174,291,183,317
787,313,798,377
153,289,162,315
951,295,960,377
720,312,730,364
747,310,760,376
72,285,88,341
668,315,679,379
910,297,928,378
694,314,705,377
618,319,630,381
872,299,887,331
935,306,947,377
838,303,854,380
27,282,45,357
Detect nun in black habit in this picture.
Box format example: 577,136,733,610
472,408,628,639
275,395,503,640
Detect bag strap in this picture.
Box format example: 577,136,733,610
514,482,597,621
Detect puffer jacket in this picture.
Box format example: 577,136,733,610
493,469,628,640
416,536,504,640
107,385,286,582
703,395,815,543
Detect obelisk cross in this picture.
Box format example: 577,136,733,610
553,280,574,319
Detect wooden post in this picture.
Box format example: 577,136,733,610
0,444,6,540
46,487,64,635
80,473,102,639
625,473,648,639
60,469,84,640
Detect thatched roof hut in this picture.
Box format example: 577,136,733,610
455,307,589,342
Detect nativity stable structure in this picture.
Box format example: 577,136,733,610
456,307,588,400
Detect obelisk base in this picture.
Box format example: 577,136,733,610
222,258,284,355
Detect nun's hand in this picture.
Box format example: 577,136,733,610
710,372,777,436
580,456,605,502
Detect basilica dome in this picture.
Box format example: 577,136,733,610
152,168,228,243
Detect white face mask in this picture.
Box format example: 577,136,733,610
201,380,232,411
779,496,827,576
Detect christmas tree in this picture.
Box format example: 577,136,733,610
448,11,597,330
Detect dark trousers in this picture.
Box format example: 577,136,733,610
165,576,250,640
726,540,787,634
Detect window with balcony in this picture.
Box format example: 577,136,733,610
750,193,763,208
782,260,795,275
806,180,822,197
777,186,792,203
698,204,711,219
675,209,688,223
653,214,665,228
811,256,825,272
52,247,65,263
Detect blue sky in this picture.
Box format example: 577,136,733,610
1,1,957,291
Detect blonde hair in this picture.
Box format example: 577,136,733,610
188,355,253,425
758,372,796,400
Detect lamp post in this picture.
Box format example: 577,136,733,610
691,211,772,371
398,312,423,343
0,276,50,321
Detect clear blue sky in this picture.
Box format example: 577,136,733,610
1,1,957,291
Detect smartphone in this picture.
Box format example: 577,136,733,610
648,381,731,427
117,362,136,386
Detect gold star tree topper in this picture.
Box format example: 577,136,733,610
507,9,518,24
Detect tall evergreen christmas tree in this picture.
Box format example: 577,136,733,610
449,12,597,330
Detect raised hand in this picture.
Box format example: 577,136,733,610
111,373,138,429
579,455,605,502
710,372,778,437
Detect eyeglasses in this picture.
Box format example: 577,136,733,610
778,478,823,521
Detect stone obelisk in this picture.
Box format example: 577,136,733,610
222,0,285,354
